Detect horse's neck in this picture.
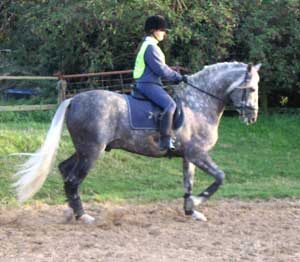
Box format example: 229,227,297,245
181,62,246,105
176,83,226,118
176,64,245,117
174,62,247,130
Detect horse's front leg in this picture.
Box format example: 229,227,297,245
182,159,195,214
185,150,225,220
182,158,208,221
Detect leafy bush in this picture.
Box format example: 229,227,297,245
1,0,300,105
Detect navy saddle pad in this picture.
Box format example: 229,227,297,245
125,93,184,130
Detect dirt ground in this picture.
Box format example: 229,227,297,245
0,199,300,262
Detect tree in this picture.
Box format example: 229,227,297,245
1,0,300,108
234,0,300,92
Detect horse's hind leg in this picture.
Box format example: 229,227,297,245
59,145,105,223
58,154,77,222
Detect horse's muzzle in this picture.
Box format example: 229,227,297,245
240,110,258,125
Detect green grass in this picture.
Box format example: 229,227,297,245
0,113,299,206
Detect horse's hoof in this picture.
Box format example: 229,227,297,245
192,210,207,222
63,208,74,223
77,214,95,224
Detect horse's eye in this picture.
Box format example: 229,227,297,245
249,87,256,92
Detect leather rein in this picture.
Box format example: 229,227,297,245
184,80,258,112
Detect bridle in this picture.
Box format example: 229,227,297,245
184,78,258,113
237,87,258,113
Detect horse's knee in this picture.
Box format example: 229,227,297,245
215,171,225,185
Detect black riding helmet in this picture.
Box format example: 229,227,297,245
144,15,169,34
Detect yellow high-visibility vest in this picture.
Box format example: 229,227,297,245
133,41,150,79
133,37,166,79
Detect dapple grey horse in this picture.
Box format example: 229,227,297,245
14,62,261,223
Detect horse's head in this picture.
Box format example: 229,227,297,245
226,63,261,125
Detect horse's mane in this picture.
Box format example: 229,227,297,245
189,62,246,90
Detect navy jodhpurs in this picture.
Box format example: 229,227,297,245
136,83,176,114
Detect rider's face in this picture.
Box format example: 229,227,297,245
153,29,166,42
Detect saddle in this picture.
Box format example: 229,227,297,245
125,87,184,130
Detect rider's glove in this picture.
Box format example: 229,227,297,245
182,75,188,83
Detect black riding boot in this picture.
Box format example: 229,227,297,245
159,111,175,151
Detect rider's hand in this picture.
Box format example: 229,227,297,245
182,75,188,83
175,75,188,85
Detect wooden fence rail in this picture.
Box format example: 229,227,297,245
0,66,185,112
0,76,57,80
0,104,56,112
0,75,59,112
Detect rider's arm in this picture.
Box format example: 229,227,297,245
144,45,182,82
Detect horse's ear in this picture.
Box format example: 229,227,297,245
247,63,253,72
244,63,253,83
254,63,262,71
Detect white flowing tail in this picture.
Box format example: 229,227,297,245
13,98,72,202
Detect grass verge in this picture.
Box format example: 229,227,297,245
0,113,299,206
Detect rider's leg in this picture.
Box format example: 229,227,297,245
136,84,176,150
159,104,176,150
